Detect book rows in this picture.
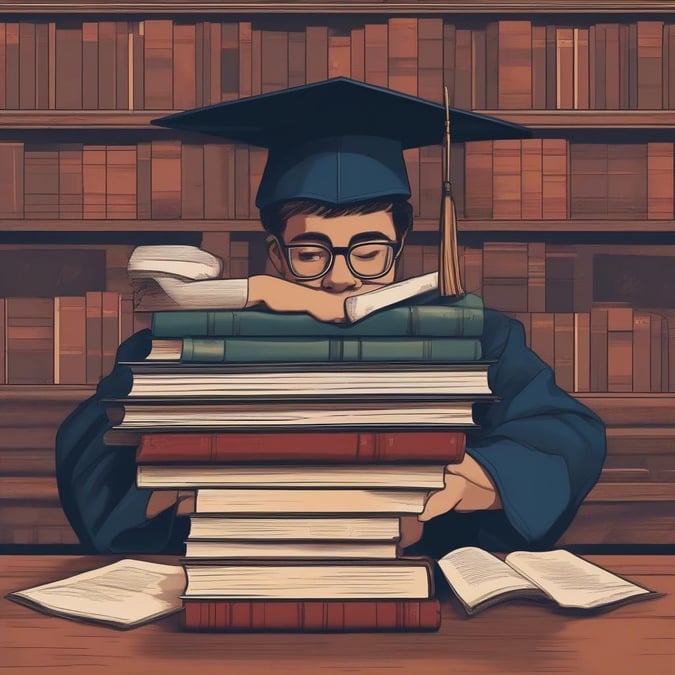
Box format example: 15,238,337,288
0,294,132,385
2,140,674,222
0,18,673,111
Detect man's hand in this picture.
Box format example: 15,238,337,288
247,275,350,323
398,455,503,549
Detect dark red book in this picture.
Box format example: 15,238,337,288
183,598,441,632
136,430,466,464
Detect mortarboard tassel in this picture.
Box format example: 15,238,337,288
438,85,464,298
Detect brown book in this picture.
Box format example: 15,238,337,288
471,26,486,109
204,142,234,219
181,143,204,218
556,27,573,109
492,140,521,219
115,21,129,110
604,23,620,110
24,145,59,218
497,20,532,108
521,139,542,219
618,24,630,109
151,139,181,219
527,241,546,312
55,21,82,109
132,20,145,109
450,141,465,218
464,140,493,219
647,142,673,219
306,25,328,84
19,22,36,109
666,24,675,109
83,145,106,219
0,142,24,218
461,245,483,297
388,18,417,96
588,24,596,109
5,23,19,109
262,29,289,93
5,298,54,385
404,148,420,217
514,312,531,347
650,313,664,392
633,311,652,393
574,313,591,393
59,143,83,218
101,291,121,377
0,24,6,109
637,21,663,109
594,24,606,108
183,598,441,632
545,24,557,109
136,430,466,464
545,244,575,313
570,143,607,218
107,145,136,219
350,25,364,81
417,18,442,103
220,22,239,102
628,22,638,108
209,21,221,104
482,242,528,313
98,21,116,108
419,147,440,219
574,27,589,109
531,24,546,109
144,19,173,108
0,298,5,384
590,307,609,392
54,296,86,385
85,291,102,385
137,141,152,218
453,28,471,109
200,20,211,105
173,21,197,109
250,26,262,96
328,30,350,79
288,29,306,86
249,147,266,217
443,23,456,106
606,306,633,393
364,23,386,87
554,313,574,392
484,22,498,109
607,143,647,219
530,312,554,370
541,139,568,220
229,238,250,278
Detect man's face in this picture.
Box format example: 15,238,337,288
267,210,401,296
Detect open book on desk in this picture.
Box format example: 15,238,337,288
6,547,662,629
128,244,439,323
437,546,662,616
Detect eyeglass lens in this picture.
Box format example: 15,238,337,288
289,243,395,278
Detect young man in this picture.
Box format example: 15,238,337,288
56,79,606,555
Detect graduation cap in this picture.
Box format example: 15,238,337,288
152,77,532,296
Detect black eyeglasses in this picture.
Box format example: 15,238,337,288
280,240,402,280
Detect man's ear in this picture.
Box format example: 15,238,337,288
265,235,284,276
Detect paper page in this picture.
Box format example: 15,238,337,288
437,546,539,610
7,559,185,628
505,550,653,610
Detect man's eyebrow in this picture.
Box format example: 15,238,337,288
287,232,332,244
287,230,395,245
350,231,395,243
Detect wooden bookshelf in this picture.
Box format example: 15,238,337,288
2,218,675,234
0,1,672,15
2,110,674,131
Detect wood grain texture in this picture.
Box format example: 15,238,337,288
1,555,674,674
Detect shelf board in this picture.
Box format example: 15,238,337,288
0,385,95,402
2,110,675,131
1,218,674,234
0,1,671,15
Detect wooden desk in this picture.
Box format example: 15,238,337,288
1,555,673,675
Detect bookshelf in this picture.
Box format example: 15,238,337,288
1,5,674,548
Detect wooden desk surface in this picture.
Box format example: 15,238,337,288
1,555,673,675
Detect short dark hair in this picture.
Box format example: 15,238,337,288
259,197,414,240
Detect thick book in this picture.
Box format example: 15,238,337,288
194,488,430,515
150,298,484,338
108,400,479,431
121,361,493,400
184,540,399,559
183,598,441,631
186,516,401,541
437,547,662,616
182,558,434,599
136,430,466,464
137,464,448,490
146,336,483,363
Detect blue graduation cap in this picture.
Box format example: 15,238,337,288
151,77,531,210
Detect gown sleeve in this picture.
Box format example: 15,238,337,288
55,329,189,553
418,308,607,556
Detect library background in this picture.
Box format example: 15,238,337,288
0,0,673,549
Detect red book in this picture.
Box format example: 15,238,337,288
136,430,466,464
183,598,441,632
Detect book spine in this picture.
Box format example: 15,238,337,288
183,599,441,632
136,430,466,464
175,337,482,363
151,305,483,338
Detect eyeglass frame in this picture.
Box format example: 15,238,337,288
276,238,404,281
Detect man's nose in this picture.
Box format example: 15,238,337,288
321,253,361,293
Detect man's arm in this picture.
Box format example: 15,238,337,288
410,308,607,555
55,331,189,553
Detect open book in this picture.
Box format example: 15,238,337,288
437,546,661,615
5,559,185,629
128,245,439,323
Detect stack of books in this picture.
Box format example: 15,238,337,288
108,297,490,632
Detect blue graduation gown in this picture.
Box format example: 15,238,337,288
55,307,606,554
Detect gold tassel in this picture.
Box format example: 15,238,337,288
438,85,464,298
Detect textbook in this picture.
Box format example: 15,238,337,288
437,547,662,615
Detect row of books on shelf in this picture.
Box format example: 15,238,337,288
0,18,673,111
2,140,674,221
0,291,672,391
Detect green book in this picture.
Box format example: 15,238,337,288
151,337,482,362
151,294,484,338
